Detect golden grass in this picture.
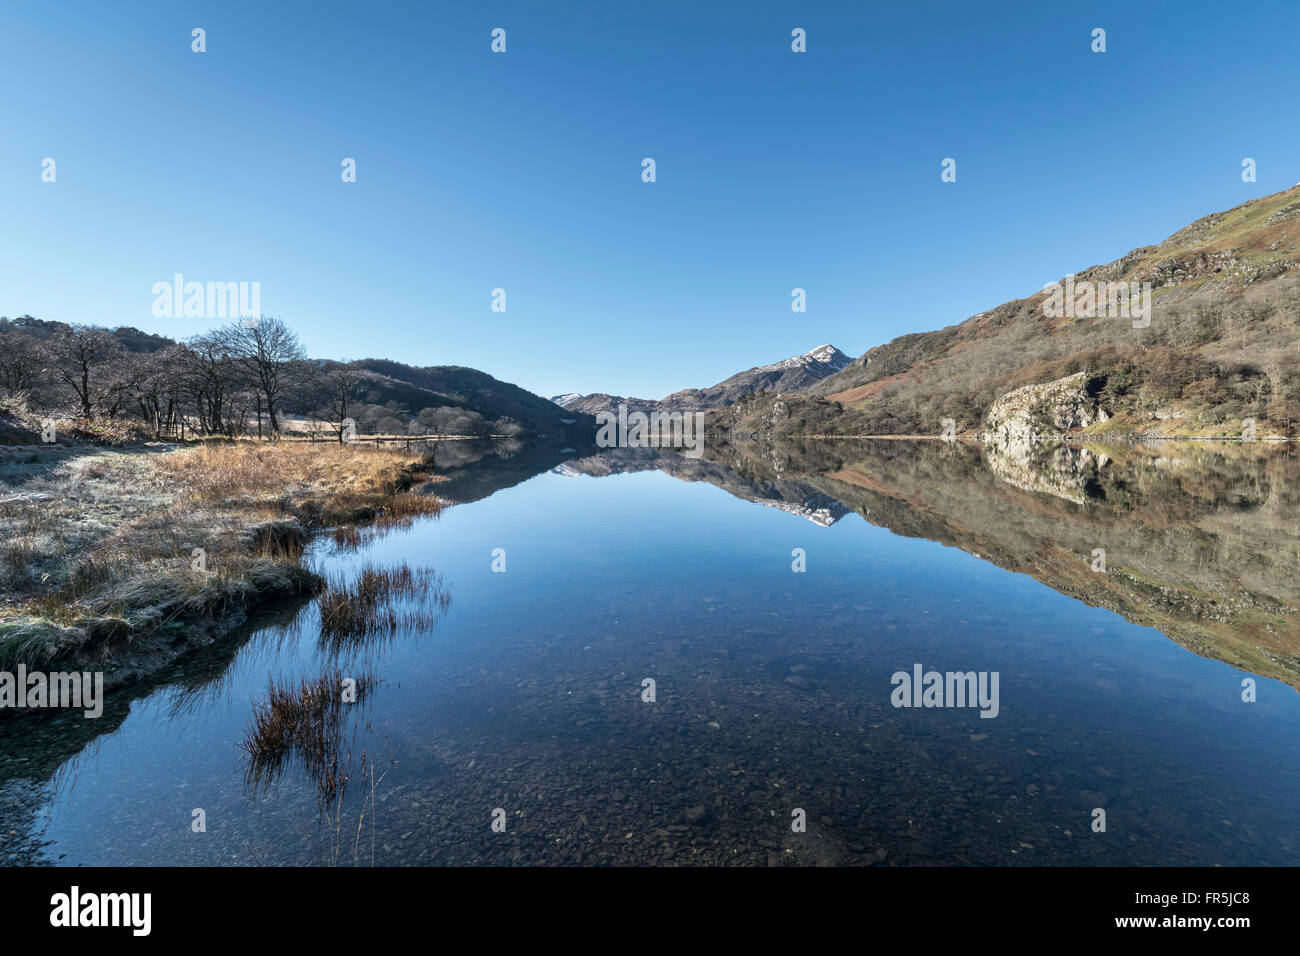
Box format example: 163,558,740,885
326,491,447,553
0,440,447,668
155,440,440,525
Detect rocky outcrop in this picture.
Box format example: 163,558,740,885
981,372,1108,449
979,373,1112,502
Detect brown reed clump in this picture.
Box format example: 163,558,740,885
241,667,379,802
327,492,446,553
315,562,451,651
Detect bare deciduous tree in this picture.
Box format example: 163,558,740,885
183,331,240,435
322,362,364,443
52,325,118,418
0,326,46,398
221,317,306,438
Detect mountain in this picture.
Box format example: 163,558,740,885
554,391,660,417
0,315,175,354
713,185,1300,441
344,359,593,434
556,344,852,417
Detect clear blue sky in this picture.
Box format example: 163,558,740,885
2,0,1297,400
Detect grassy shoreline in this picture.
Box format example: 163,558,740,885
0,439,443,696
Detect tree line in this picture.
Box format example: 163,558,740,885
0,315,522,442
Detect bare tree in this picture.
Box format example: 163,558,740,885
323,362,364,443
221,317,306,438
126,346,189,437
0,327,46,398
52,325,118,418
99,350,149,419
183,331,240,435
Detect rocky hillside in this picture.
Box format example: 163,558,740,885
713,185,1300,441
556,344,851,417
981,373,1110,449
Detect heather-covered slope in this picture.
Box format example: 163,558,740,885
347,359,592,434
716,185,1300,441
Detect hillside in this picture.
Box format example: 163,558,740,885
0,315,175,354
556,344,851,417
0,316,589,438
714,185,1300,441
345,359,592,435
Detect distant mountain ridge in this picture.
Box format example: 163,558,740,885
553,344,852,417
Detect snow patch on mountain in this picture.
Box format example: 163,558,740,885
753,344,851,375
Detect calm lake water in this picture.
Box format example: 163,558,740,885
5,442,1300,866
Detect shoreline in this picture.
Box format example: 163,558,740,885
0,440,444,715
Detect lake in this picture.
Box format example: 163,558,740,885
4,439,1300,866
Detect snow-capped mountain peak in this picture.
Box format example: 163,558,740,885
755,344,851,374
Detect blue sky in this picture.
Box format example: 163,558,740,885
2,0,1297,400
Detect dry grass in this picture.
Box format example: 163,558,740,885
326,492,447,553
0,440,446,669
155,440,442,526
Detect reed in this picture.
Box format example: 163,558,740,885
316,562,451,651
240,667,379,803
